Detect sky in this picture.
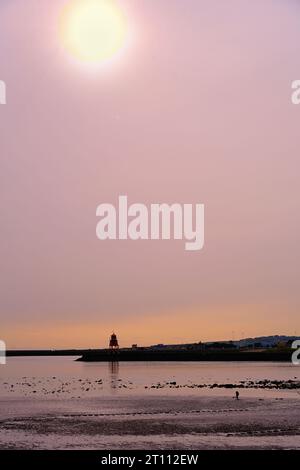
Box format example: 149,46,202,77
0,0,300,349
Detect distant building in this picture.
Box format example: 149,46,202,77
204,342,237,350
149,342,203,351
109,332,119,350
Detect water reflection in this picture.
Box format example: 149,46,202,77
109,361,119,391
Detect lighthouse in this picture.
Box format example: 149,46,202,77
109,332,119,350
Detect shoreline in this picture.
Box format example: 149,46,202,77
0,394,299,449
1,358,299,449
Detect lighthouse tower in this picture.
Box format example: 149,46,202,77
109,332,119,350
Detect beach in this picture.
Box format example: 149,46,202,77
0,357,300,450
1,395,300,450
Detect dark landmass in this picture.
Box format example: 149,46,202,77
7,334,298,360
77,348,293,362
6,350,88,357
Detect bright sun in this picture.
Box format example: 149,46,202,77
60,0,128,64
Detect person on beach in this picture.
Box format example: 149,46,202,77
235,390,239,400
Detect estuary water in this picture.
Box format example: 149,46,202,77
0,356,299,399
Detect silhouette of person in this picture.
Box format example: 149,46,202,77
235,390,239,400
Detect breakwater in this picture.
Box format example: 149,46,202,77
77,348,292,362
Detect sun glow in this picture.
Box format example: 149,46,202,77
60,0,129,64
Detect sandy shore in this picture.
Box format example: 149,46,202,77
0,394,300,449
1,360,299,449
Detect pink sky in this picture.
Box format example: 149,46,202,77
0,0,300,349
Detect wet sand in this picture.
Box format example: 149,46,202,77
0,395,300,449
1,359,300,449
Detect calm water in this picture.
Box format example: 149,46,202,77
0,357,299,398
